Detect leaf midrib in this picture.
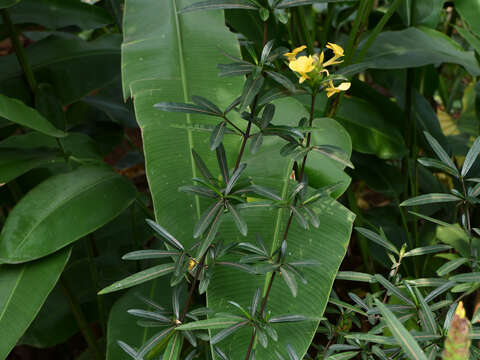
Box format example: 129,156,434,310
0,266,25,322
4,171,118,259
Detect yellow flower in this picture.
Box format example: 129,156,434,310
284,45,307,61
327,42,344,57
326,81,351,98
323,42,345,67
289,55,315,83
188,258,197,271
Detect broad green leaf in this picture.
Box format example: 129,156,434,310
374,300,428,360
0,148,61,184
106,278,174,360
0,0,19,8
456,0,480,37
0,35,121,105
456,26,480,55
400,193,460,206
3,0,113,29
0,94,66,137
0,248,70,359
344,27,480,77
437,224,480,258
0,166,137,263
121,1,354,359
99,263,175,295
304,94,407,160
462,137,480,177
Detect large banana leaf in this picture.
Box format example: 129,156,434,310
122,1,354,358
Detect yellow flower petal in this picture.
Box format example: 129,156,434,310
289,55,315,74
326,42,344,57
456,301,466,319
284,45,307,61
337,82,351,91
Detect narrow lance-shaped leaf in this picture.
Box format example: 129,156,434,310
179,0,258,13
146,219,185,251
462,137,480,177
240,74,265,113
400,193,461,206
355,227,399,255
122,249,180,260
163,331,183,360
436,258,469,277
216,144,230,184
191,95,222,114
225,162,247,194
260,40,275,64
193,200,223,238
211,321,249,344
210,121,226,150
414,288,437,335
192,149,217,186
265,71,297,93
418,157,459,177
98,263,176,294
374,299,428,360
423,131,456,170
177,317,243,331
403,245,452,258
226,202,247,236
375,274,415,306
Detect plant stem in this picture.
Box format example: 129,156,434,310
59,276,103,360
1,9,37,93
179,253,207,323
244,90,317,359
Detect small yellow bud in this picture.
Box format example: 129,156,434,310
188,258,197,271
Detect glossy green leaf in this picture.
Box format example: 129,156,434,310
462,137,480,177
417,158,459,177
177,317,243,330
276,0,356,8
374,300,428,360
450,273,480,283
305,94,407,160
400,193,461,207
0,248,70,359
99,263,175,295
355,227,398,255
0,94,66,137
456,0,480,37
403,245,452,258
375,274,415,306
0,148,61,184
0,166,137,263
3,0,113,29
436,258,469,277
344,27,480,77
163,332,183,360
0,35,121,105
423,131,456,170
